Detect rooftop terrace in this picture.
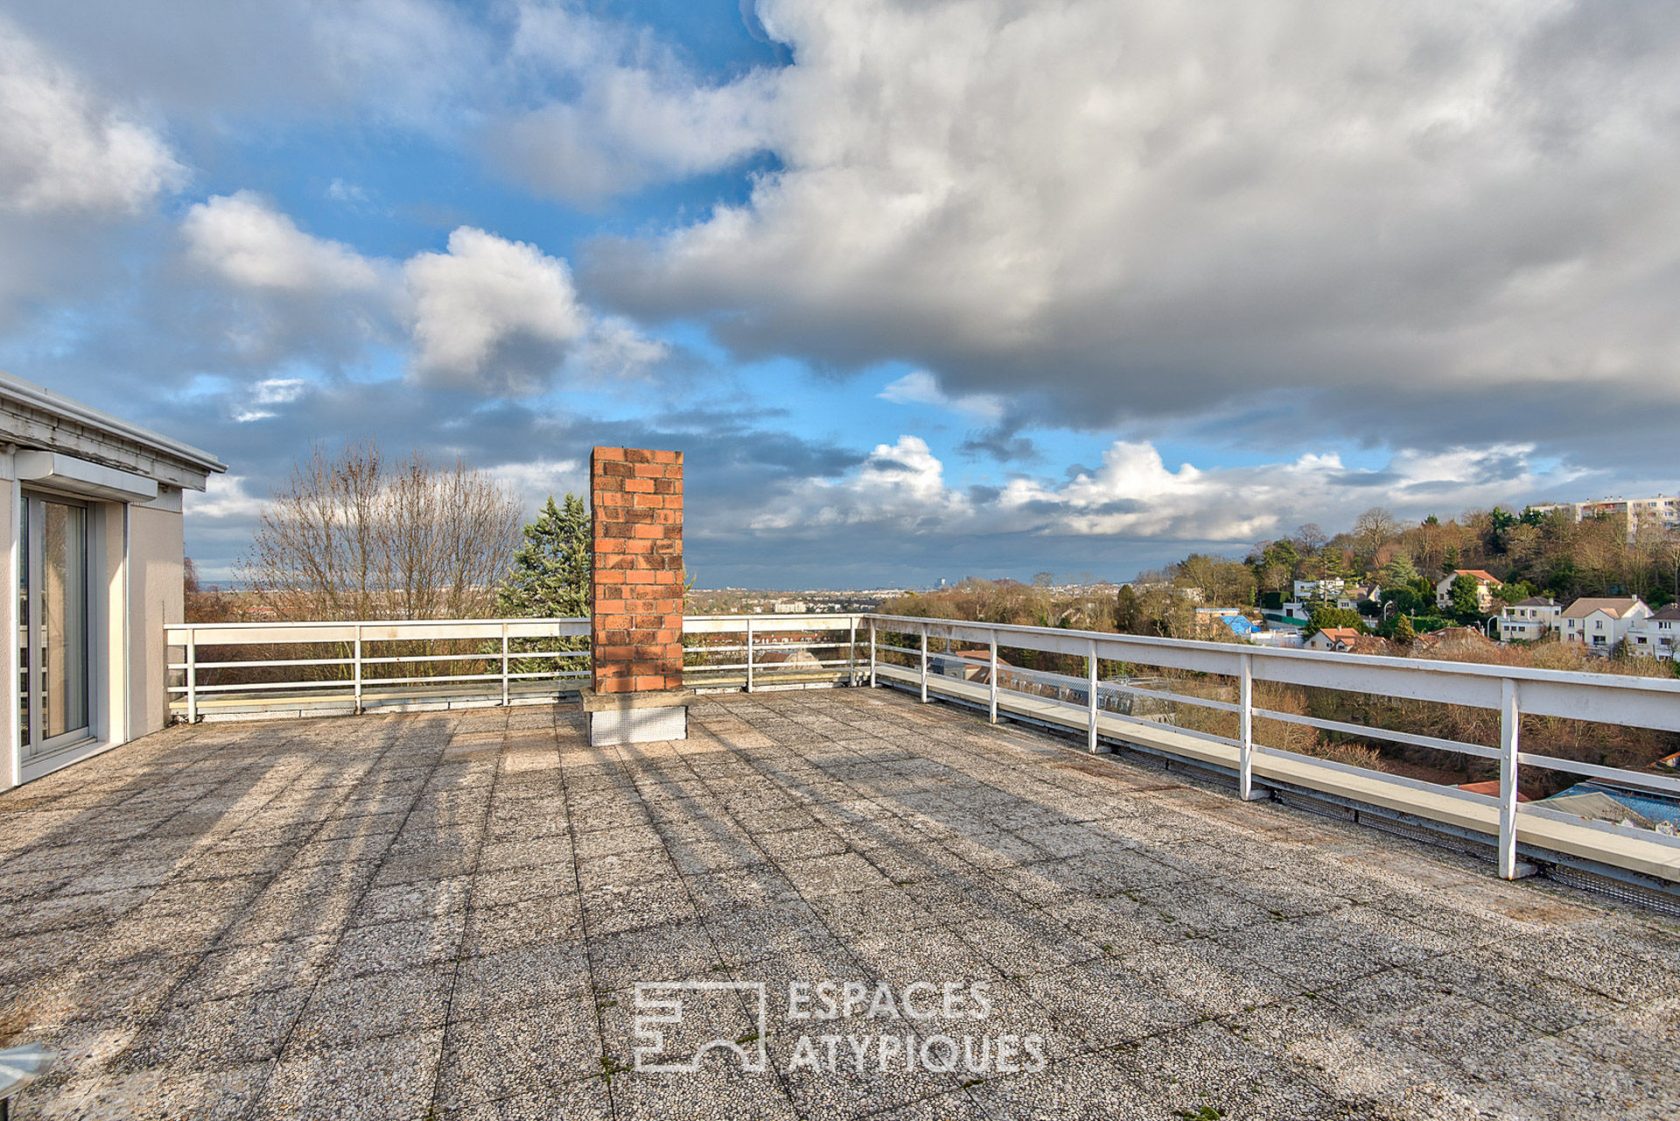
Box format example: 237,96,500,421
2,688,1677,1119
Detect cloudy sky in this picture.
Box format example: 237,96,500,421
2,1,1676,588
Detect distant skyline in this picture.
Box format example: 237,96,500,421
2,2,1677,587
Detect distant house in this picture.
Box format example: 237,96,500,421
1434,569,1502,612
1498,596,1560,643
1193,607,1257,640
1293,577,1346,602
1559,596,1652,654
1628,605,1680,661
1305,626,1362,652
1538,780,1680,835
933,648,1013,684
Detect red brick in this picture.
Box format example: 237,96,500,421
592,445,684,694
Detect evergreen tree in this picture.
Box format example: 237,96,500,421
496,495,591,618
1448,573,1483,620
1393,615,1418,644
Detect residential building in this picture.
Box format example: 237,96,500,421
1305,626,1362,652
1498,596,1560,643
1628,605,1680,661
1530,494,1680,539
1292,577,1345,602
1435,569,1502,612
0,373,224,790
1193,607,1256,640
1559,596,1652,654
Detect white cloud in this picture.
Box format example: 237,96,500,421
232,376,309,422
0,16,183,215
751,435,969,531
182,192,383,293
484,457,587,510
586,0,1680,451
879,370,1004,422
481,4,777,201
750,433,1587,546
184,473,267,520
404,227,590,395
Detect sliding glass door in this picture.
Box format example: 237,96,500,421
18,494,90,761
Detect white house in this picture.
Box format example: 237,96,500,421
1305,626,1362,652
1498,596,1560,643
0,373,223,789
1559,596,1652,654
1435,569,1502,612
1628,606,1680,661
1293,577,1345,602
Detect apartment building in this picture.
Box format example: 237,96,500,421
1498,596,1560,642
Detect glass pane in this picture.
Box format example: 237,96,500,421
41,501,88,739
17,499,28,750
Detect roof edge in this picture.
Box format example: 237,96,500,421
0,371,226,475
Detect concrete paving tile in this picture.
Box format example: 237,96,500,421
32,1059,271,1121
571,824,664,860
450,944,591,1020
328,911,467,977
589,919,725,995
780,852,892,898
176,935,339,1003
610,1068,800,1121
353,874,473,926
1016,960,1199,1049
580,875,697,936
435,1081,613,1121
290,962,455,1051
256,1028,444,1121
127,987,309,1067
574,848,677,894
479,835,575,873
964,1051,1164,1121
436,996,601,1108
463,893,584,956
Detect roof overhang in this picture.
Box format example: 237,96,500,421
0,372,225,491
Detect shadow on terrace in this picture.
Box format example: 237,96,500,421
1,686,1678,1120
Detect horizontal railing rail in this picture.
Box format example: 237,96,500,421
860,612,1680,882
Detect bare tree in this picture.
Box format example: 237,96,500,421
243,443,523,621
1351,507,1399,562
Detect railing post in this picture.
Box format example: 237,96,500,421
868,620,877,688
500,621,510,707
1086,638,1098,752
1498,678,1522,879
746,618,756,694
988,630,999,724
185,627,198,724
848,618,857,686
1238,653,1258,800
919,625,929,703
353,624,363,715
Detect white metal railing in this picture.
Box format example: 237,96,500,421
166,618,592,720
163,610,1680,885
862,613,1680,883
164,614,864,720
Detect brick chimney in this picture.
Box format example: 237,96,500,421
582,446,689,744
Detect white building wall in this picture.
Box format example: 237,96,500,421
0,373,220,790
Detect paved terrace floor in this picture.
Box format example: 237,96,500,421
1,690,1677,1121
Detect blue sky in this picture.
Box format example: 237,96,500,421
2,1,1677,588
